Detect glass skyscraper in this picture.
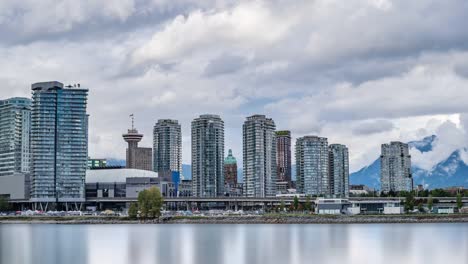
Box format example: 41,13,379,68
276,130,292,188
153,119,182,180
30,81,89,203
0,97,31,177
191,114,224,197
243,115,277,197
296,136,329,196
329,144,349,197
381,141,412,193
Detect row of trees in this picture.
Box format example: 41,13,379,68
128,187,164,220
276,197,314,213
380,189,467,198
403,193,464,212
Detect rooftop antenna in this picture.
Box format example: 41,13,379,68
130,114,135,130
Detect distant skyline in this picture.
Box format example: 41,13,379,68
1,1,468,172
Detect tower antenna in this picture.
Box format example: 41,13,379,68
130,114,134,130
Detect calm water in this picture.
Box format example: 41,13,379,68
0,223,467,264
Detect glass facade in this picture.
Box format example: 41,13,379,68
153,119,182,178
191,114,224,197
243,115,277,197
296,136,329,196
329,144,349,198
30,82,88,202
0,97,31,177
276,130,292,187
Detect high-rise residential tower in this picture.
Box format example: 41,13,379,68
123,119,152,171
296,136,329,196
329,144,349,197
276,130,292,190
30,82,88,203
381,141,412,193
224,149,238,196
153,119,182,181
243,115,277,197
191,114,224,197
0,97,31,177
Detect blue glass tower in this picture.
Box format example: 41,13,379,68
0,97,31,177
30,82,89,203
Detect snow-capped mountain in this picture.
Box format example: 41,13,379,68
350,135,468,189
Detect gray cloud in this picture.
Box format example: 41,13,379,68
352,120,395,135
203,54,247,77
454,63,468,79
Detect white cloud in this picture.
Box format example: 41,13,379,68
130,1,295,66
323,62,468,121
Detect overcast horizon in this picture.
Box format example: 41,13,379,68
1,0,468,172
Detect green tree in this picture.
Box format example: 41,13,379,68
304,196,312,212
431,189,450,197
0,197,10,211
398,191,409,197
419,190,429,197
297,204,304,212
404,192,415,213
137,187,164,219
279,200,285,213
293,196,299,211
457,194,463,211
128,203,138,219
138,189,150,219
427,195,434,212
148,187,164,218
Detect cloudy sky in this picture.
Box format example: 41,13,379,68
1,0,468,172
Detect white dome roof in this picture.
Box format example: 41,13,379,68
86,169,158,183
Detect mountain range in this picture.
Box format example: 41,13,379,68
350,135,468,189
106,135,468,189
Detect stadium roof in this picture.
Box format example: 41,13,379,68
86,168,158,183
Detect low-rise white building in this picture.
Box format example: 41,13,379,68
346,200,403,215
433,205,456,214
383,202,404,214
316,198,350,215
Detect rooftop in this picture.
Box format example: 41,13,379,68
224,149,237,165
276,130,291,136
86,168,159,183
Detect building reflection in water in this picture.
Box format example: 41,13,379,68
0,224,88,264
0,223,467,264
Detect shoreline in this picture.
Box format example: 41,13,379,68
1,214,468,225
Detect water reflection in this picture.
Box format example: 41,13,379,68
0,224,467,264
